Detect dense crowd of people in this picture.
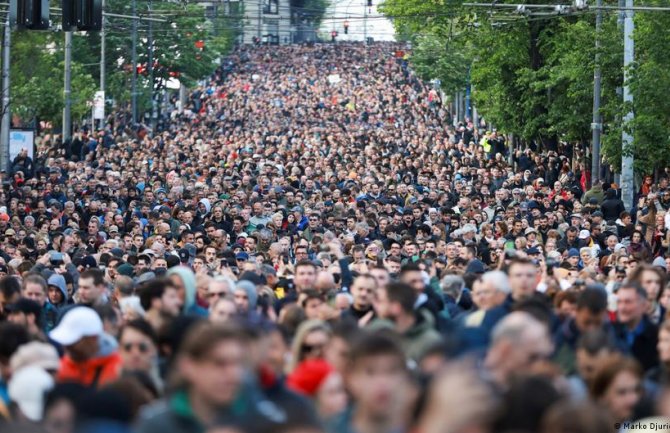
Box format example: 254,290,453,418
1,41,670,433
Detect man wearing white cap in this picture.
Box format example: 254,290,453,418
49,306,122,387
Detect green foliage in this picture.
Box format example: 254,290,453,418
379,0,670,173
11,31,97,126
621,2,670,174
9,0,238,129
291,0,330,27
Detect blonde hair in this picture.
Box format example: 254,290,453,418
288,319,331,372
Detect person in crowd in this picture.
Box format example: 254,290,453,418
49,306,122,387
590,355,644,427
286,359,348,420
118,319,162,393
614,283,659,372
0,41,668,433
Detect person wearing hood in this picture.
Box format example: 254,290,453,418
47,273,70,310
167,266,208,317
49,306,122,387
233,279,258,316
194,198,211,227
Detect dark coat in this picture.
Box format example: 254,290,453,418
613,316,659,372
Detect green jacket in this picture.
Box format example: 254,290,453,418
400,311,443,362
581,185,605,205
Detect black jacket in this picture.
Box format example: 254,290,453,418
613,316,659,372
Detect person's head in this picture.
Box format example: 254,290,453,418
294,260,317,292
369,266,390,289
344,332,409,418
232,280,257,314
77,269,106,306
590,355,643,422
399,263,425,294
177,323,247,407
0,276,21,311
119,319,158,373
301,290,325,320
6,298,42,332
0,322,30,380
616,283,648,329
474,270,511,311
49,307,102,363
575,329,619,385
286,359,347,419
290,319,331,371
540,401,615,433
324,321,356,375
484,311,553,386
383,282,416,322
507,258,537,301
43,383,87,433
138,279,183,318
629,264,665,307
350,274,377,311
574,286,608,333
209,297,237,324
21,274,48,307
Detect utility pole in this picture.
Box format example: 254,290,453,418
0,17,10,173
257,0,261,41
591,0,603,186
131,0,137,124
363,0,368,44
100,0,106,130
63,31,72,143
147,0,157,133
621,0,635,210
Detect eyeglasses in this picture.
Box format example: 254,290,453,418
207,291,227,298
122,342,150,353
301,343,324,354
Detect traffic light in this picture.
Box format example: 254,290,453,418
331,30,337,42
367,0,372,6
343,20,349,34
10,0,50,30
62,0,103,31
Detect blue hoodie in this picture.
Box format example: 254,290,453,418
47,274,68,306
167,266,208,317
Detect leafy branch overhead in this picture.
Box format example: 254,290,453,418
380,0,670,173
10,0,239,128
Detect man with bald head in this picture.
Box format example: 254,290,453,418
484,311,554,387
315,271,336,293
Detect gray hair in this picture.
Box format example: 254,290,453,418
440,274,465,299
212,275,236,293
491,311,545,346
481,270,511,294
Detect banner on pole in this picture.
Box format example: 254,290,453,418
9,129,34,161
93,91,105,120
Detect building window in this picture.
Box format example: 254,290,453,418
263,0,278,14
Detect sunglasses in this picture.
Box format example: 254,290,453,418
122,342,150,353
301,343,324,354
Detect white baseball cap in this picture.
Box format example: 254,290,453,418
9,365,54,421
578,229,591,239
49,307,103,346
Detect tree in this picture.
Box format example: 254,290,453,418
11,32,97,127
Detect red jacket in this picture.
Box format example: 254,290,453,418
57,352,123,388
